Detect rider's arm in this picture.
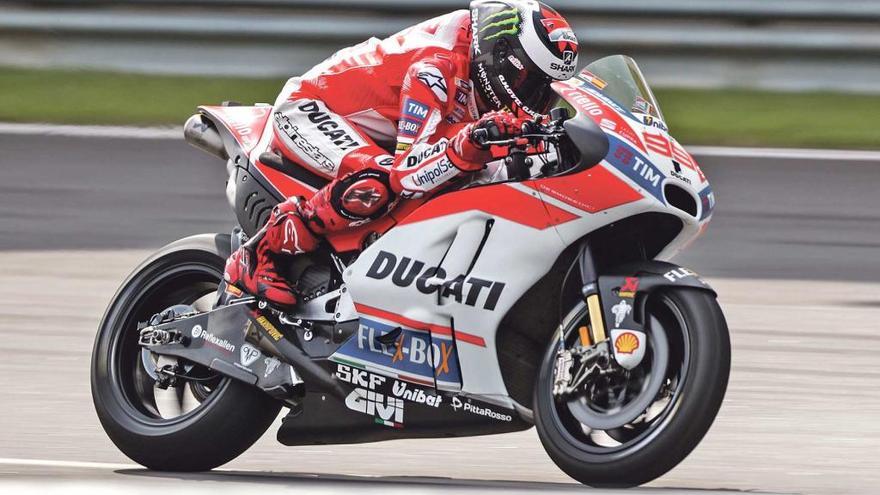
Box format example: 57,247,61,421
389,56,510,198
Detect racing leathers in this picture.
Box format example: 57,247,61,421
224,10,528,307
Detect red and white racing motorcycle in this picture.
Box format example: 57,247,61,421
92,55,729,487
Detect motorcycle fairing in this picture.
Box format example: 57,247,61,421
198,104,323,235
557,73,709,188
603,134,667,204
395,181,581,230
329,310,463,390
340,181,578,408
276,361,529,446
546,78,713,261
142,303,529,443
523,164,645,216
553,79,648,154
339,134,712,409
199,105,270,157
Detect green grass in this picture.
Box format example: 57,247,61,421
655,88,879,149
0,67,877,149
0,67,283,126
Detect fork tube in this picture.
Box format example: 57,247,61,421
578,243,608,344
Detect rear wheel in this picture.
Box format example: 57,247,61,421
91,234,282,471
534,288,730,487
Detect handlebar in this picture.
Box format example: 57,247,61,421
469,107,573,181
474,132,566,181
471,128,491,147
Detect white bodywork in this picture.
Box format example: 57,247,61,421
336,66,714,410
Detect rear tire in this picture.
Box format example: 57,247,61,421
534,288,730,487
91,234,282,471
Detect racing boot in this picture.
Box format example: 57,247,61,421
224,197,319,307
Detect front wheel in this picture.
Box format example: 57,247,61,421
534,288,730,487
91,233,282,471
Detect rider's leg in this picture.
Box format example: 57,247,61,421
224,95,396,307
224,198,319,307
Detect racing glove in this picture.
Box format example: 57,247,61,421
448,111,529,172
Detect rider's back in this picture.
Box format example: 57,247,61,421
282,10,473,144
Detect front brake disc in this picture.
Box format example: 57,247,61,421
565,314,669,430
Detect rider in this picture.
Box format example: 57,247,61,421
224,0,580,307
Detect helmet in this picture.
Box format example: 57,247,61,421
469,0,579,117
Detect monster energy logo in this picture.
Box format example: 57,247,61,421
480,8,520,40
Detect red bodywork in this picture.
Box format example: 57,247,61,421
201,104,646,253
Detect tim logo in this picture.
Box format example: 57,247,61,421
403,99,429,120
345,388,404,428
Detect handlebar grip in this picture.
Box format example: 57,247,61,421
471,128,490,147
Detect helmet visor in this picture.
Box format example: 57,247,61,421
495,51,556,117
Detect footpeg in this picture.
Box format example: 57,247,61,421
139,327,187,347
149,307,196,326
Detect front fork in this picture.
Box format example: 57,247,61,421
571,242,650,371
553,243,638,397
577,243,608,348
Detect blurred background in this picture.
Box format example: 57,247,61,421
0,1,878,494
1,0,879,147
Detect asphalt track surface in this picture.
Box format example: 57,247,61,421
1,132,879,494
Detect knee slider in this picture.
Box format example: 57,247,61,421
332,169,394,220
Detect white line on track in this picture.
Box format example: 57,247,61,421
0,122,180,140
0,457,137,470
686,145,880,162
2,121,880,161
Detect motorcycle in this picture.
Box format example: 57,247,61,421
91,55,729,487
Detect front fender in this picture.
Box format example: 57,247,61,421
595,260,715,334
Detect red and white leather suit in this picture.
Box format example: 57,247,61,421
225,10,526,306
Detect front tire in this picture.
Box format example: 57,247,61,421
534,288,730,487
91,233,282,471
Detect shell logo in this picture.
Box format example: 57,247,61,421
614,332,640,354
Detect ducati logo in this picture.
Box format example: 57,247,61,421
366,250,506,311
295,101,363,152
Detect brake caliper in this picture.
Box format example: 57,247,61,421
552,349,574,396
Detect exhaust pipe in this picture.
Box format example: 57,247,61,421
184,114,228,160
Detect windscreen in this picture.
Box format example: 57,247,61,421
578,55,665,121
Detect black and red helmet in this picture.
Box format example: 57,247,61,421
470,0,579,117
